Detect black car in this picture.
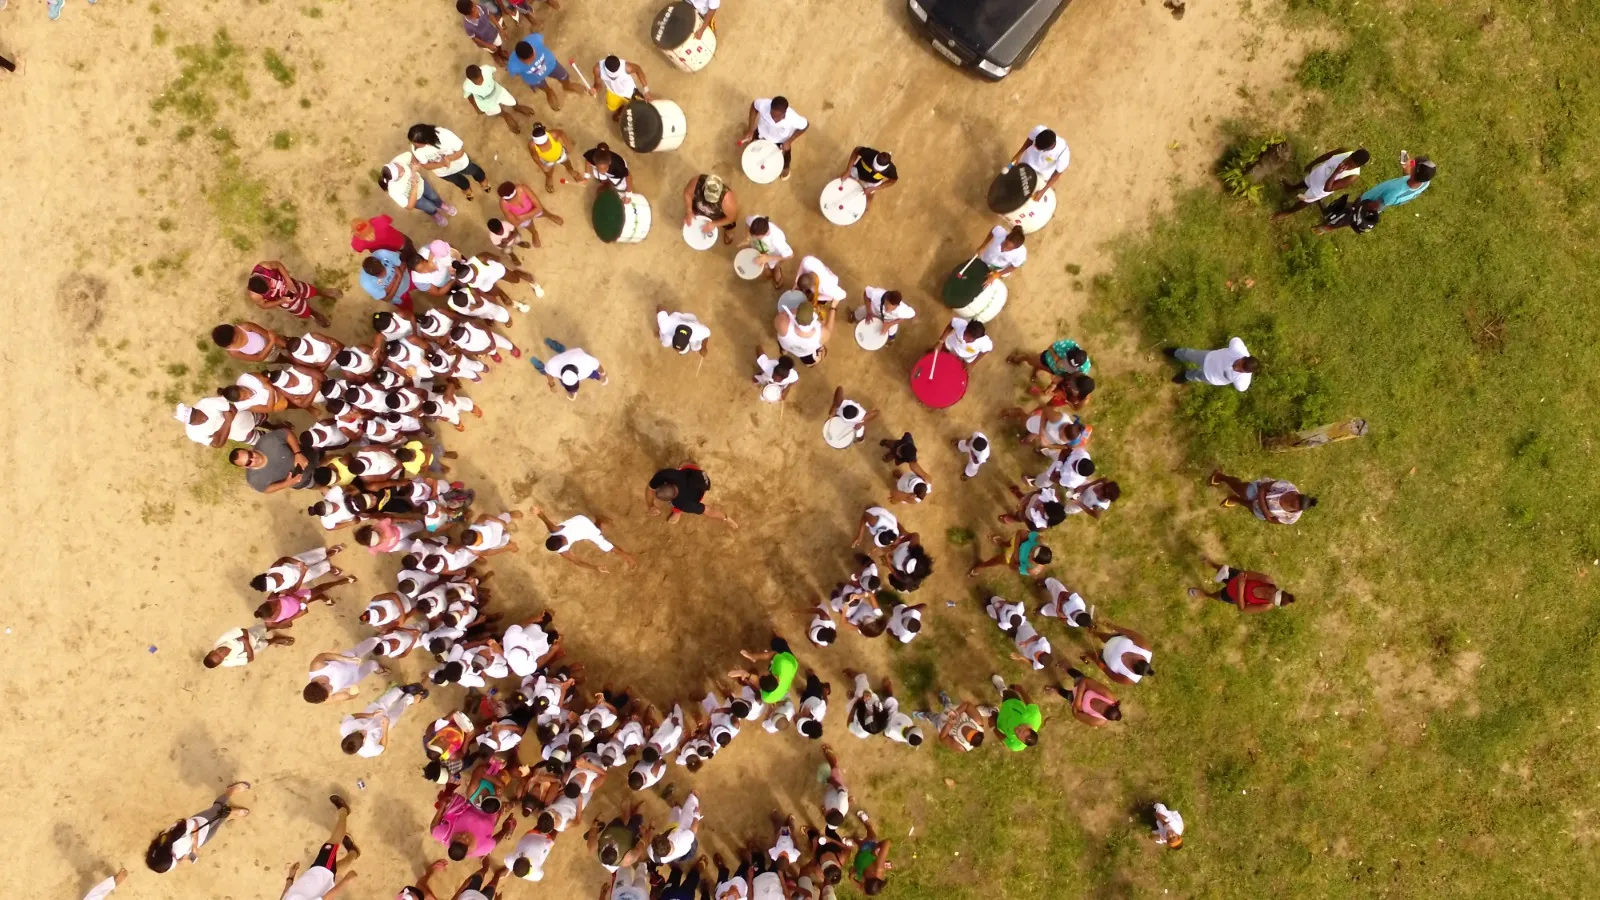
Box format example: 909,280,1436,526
907,0,1071,80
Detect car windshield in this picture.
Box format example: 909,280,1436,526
927,0,1065,64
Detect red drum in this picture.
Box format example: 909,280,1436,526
909,350,968,409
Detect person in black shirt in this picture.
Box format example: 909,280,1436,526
842,146,898,208
583,144,632,194
645,460,739,528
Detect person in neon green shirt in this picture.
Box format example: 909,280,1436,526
738,634,800,703
991,676,1042,751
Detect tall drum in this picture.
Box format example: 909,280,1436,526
621,99,687,153
986,164,1039,214
1004,188,1057,233
941,259,1009,323
592,189,652,244
652,1,718,73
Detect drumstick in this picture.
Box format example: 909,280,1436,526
928,343,941,379
696,355,705,377
568,60,593,93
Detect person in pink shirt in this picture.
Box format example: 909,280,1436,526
430,774,514,861
253,573,355,629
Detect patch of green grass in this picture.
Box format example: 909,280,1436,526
262,49,295,86
164,362,189,378
140,501,176,526
150,29,248,124
1296,46,1351,90
152,24,169,46
207,158,299,245
157,217,175,232
945,527,975,546
301,5,323,17
271,130,294,150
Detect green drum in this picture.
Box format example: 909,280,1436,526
592,188,625,243
941,260,1009,323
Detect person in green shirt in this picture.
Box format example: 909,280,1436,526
737,634,800,704
849,809,894,896
990,676,1043,751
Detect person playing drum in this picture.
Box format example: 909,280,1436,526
740,216,793,287
590,55,651,122
682,174,740,246
688,0,719,36
583,143,634,195
976,225,1027,281
775,299,833,367
841,147,898,208
525,123,585,193
938,317,994,366
1007,126,1070,200
737,96,809,181
849,287,914,343
793,256,847,307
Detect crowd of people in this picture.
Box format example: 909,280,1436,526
137,0,1394,896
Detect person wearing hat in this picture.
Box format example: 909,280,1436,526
380,153,456,227
654,306,711,357
681,173,740,245
1358,151,1437,213
646,459,738,528
1007,126,1071,200
529,338,606,399
590,55,651,120
1274,147,1369,219
775,297,833,367
583,143,633,195
525,122,585,193
737,96,809,181
463,64,536,134
532,506,637,573
507,33,582,110
741,216,793,286
841,146,899,209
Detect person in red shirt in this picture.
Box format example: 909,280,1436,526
1187,559,1296,612
349,215,415,258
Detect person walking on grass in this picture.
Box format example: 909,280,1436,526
532,505,638,573
1060,668,1122,726
986,676,1041,751
738,96,809,180
464,65,536,133
382,155,457,227
1082,620,1154,686
498,180,563,248
1164,337,1255,389
646,459,739,528
146,783,252,873
279,796,362,900
508,34,583,110
849,809,895,896
529,338,605,399
1208,470,1316,524
1152,803,1185,849
1358,151,1437,214
409,124,492,200
967,530,1052,579
458,0,509,63
1274,147,1368,219
1190,559,1296,611
248,261,337,327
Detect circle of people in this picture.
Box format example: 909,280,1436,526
148,2,1346,899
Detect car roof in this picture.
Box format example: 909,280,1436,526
925,0,1069,65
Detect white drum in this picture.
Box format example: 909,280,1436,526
760,382,785,403
823,416,859,449
954,278,1008,323
619,193,652,244
655,99,687,152
1004,188,1057,234
777,289,807,314
820,177,868,226
741,140,784,185
683,216,718,250
854,317,890,351
734,247,765,280
653,2,718,73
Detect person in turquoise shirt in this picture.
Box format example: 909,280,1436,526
1359,155,1437,211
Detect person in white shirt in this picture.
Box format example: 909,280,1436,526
648,792,703,864
1152,802,1185,849
742,216,794,286
205,624,293,668
533,505,638,572
591,55,650,118
885,601,926,643
939,317,994,365
408,124,490,199
954,432,991,479
826,386,878,444
851,286,915,341
147,784,251,874
739,96,809,179
533,339,607,399
1066,477,1120,519
277,797,362,900
1085,620,1155,685
794,256,847,306
177,395,261,448
1167,337,1256,391
1038,577,1093,628
889,467,931,504
507,826,557,881
688,0,720,34
655,307,712,356
752,351,799,402
339,684,428,757
1276,147,1368,218
1008,126,1071,199
795,671,829,740
303,638,385,703
976,225,1027,278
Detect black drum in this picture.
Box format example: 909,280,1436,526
986,164,1039,214
621,100,665,153
652,1,696,49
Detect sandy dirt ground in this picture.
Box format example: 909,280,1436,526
1,0,1304,896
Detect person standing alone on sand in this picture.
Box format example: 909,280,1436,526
279,796,362,900
147,783,252,873
646,459,738,528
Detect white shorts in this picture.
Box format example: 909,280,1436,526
473,84,518,115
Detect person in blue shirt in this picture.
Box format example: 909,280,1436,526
1359,155,1436,212
359,250,412,309
507,35,582,110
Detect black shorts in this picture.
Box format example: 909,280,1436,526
312,842,338,873
802,674,825,700
798,351,820,366
463,873,497,900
